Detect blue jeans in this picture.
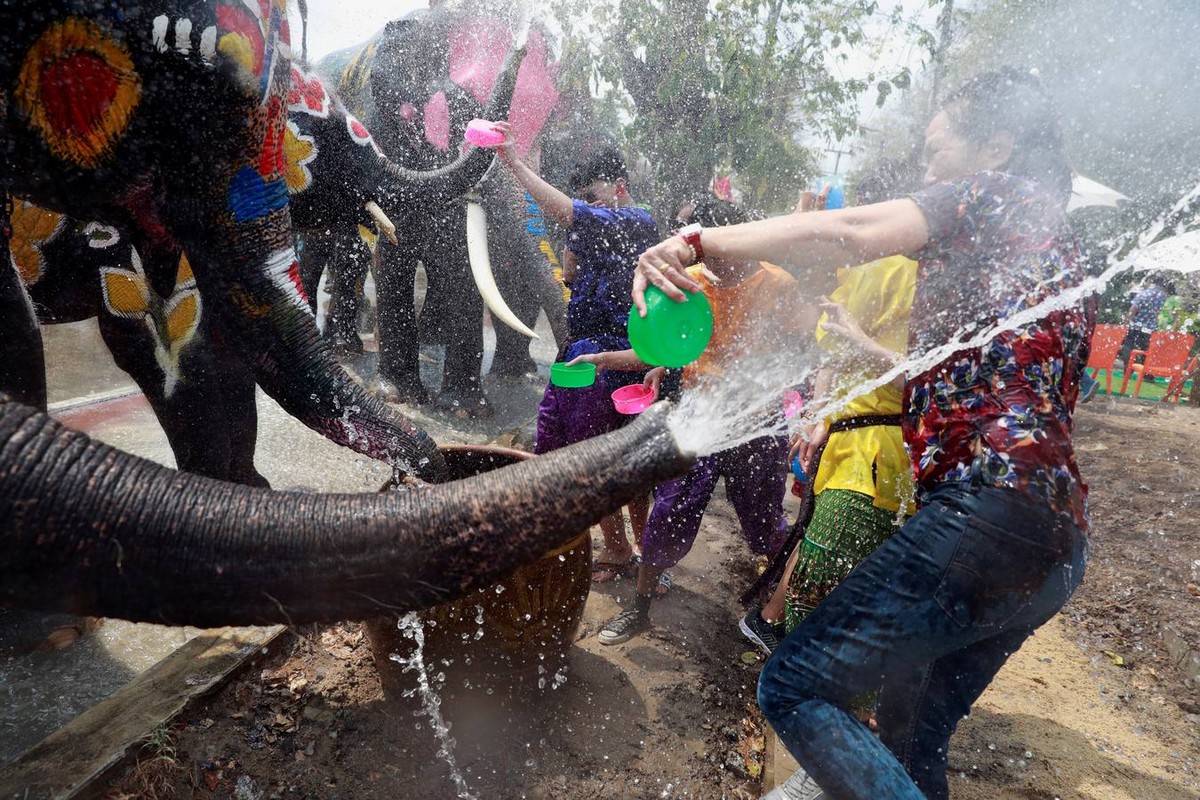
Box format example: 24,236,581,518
758,485,1088,799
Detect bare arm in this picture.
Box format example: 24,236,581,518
493,121,575,228
565,349,649,372
633,199,930,314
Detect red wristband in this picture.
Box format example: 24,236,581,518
676,223,704,266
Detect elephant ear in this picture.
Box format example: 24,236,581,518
100,265,151,317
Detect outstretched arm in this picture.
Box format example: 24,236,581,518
633,199,930,315
493,121,575,228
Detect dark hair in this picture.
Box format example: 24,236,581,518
941,68,1073,205
684,194,758,228
567,146,628,193
1151,275,1177,295
851,159,914,206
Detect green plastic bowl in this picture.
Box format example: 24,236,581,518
628,286,714,368
549,361,597,388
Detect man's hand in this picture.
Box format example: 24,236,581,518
491,120,518,165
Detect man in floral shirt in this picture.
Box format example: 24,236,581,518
635,69,1094,800
905,171,1094,530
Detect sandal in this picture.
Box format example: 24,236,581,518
591,558,637,583
654,571,673,599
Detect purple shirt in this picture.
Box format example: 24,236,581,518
565,200,660,342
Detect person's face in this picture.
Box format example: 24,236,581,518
578,178,623,208
922,110,998,186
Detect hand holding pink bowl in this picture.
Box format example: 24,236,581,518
612,383,657,415
465,119,505,148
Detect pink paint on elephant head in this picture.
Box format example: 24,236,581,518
446,19,559,156
422,91,451,152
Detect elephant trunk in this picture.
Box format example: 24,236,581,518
372,31,525,208
0,397,691,627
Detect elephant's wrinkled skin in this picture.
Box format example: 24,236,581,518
0,1,692,628
317,6,568,414
8,59,519,486
0,396,691,626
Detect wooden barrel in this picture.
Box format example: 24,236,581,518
364,445,592,697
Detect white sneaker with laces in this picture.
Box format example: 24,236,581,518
761,765,825,800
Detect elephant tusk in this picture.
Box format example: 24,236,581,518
466,200,538,339
365,201,398,246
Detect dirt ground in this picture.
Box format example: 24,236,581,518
98,398,1200,800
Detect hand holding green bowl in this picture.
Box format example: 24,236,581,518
628,286,714,368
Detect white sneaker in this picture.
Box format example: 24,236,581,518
761,765,825,800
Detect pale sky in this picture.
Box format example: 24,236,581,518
293,0,944,175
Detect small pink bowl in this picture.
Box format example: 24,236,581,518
612,383,657,415
465,119,504,148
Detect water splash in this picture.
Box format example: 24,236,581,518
389,613,475,800
667,244,1200,458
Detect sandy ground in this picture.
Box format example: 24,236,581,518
6,319,1200,799
98,398,1200,800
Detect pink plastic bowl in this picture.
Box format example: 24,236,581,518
612,383,657,415
465,119,504,148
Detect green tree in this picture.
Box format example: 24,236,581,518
549,0,926,216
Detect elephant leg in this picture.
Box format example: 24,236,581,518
424,206,492,418
373,236,429,405
0,220,47,411
97,300,269,487
490,286,540,377
323,231,371,356
296,232,328,313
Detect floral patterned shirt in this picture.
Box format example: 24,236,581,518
905,172,1094,529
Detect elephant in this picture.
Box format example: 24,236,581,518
6,51,524,487
0,2,693,628
315,3,569,416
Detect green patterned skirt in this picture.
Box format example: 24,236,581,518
785,489,905,633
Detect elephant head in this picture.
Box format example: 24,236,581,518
0,395,691,626
0,3,461,481
316,8,565,410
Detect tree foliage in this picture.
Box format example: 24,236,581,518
548,0,926,216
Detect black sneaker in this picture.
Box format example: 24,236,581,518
739,608,786,655
598,609,650,645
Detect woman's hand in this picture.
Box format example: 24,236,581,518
788,422,828,473
818,298,873,352
632,239,703,316
794,184,831,214
565,352,613,370
643,366,666,396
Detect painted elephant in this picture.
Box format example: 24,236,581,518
316,4,568,416
0,3,693,626
6,53,523,486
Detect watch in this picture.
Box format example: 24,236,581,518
676,223,704,266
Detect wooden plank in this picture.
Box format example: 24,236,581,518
0,625,283,800
763,725,801,793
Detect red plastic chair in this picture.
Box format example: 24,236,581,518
1085,324,1127,397
1120,330,1196,400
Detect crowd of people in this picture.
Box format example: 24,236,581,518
482,66,1094,799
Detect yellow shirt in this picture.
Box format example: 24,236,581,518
681,263,812,388
812,256,917,513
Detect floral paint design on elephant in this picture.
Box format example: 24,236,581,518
287,65,330,119
8,200,66,284
216,0,292,102
99,238,203,397
14,18,141,170
217,0,309,310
